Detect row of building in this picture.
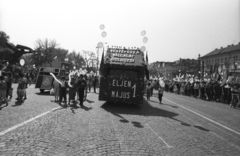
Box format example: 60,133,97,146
150,42,240,81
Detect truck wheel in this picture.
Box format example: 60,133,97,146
40,89,45,93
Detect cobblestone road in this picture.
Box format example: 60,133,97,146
0,85,240,156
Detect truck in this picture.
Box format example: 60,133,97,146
35,61,70,93
99,46,148,104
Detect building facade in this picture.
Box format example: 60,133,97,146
150,58,199,79
201,42,240,80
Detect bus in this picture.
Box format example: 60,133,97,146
35,61,70,93
99,46,148,104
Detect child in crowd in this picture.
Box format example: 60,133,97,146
53,75,61,102
158,86,164,104
0,76,8,106
146,82,151,101
68,77,77,105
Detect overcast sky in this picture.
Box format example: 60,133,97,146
0,0,239,63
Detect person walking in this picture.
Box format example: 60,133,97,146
146,82,151,101
158,85,164,104
6,72,13,99
92,75,98,93
68,77,77,105
88,75,93,93
58,77,68,106
77,74,87,107
50,73,68,107
22,73,28,100
52,75,61,102
0,76,8,106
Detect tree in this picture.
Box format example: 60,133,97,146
0,31,10,48
67,50,85,69
31,39,59,67
82,50,97,70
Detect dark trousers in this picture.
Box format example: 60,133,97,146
59,88,67,103
78,88,85,106
159,93,163,102
88,85,91,92
150,87,153,96
93,85,97,93
6,87,9,98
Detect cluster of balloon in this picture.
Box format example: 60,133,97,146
140,30,148,53
98,24,107,49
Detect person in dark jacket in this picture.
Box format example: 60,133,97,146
6,72,13,99
77,74,87,107
92,76,99,93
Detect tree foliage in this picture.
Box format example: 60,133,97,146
82,50,97,69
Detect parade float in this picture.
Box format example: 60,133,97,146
98,46,148,104
35,61,70,93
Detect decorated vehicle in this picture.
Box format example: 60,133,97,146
99,46,148,104
35,61,70,93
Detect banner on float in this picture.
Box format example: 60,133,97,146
40,75,53,89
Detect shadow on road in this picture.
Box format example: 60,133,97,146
101,99,211,131
12,100,24,107
81,105,92,111
150,100,178,108
85,99,94,103
101,99,179,128
35,92,53,96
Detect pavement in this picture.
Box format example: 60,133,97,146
0,84,240,156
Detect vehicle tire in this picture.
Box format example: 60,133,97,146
40,89,45,93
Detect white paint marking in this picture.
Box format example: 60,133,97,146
163,98,240,136
146,123,173,148
0,106,61,136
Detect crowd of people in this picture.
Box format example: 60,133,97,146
0,71,30,108
50,71,99,108
0,67,99,109
147,77,240,109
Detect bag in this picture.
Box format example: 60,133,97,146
50,88,55,95
8,88,13,96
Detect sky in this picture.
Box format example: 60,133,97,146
0,0,239,63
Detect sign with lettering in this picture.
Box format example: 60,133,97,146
105,48,145,66
99,78,144,104
40,75,53,89
40,67,56,73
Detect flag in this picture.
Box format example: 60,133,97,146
145,51,150,80
99,47,105,75
146,51,149,68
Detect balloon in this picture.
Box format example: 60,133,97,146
140,46,146,52
141,30,146,36
102,31,107,38
100,24,105,30
143,37,148,43
97,42,103,48
20,59,25,66
159,80,165,87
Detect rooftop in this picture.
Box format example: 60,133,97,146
202,42,240,58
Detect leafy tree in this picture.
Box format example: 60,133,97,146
82,50,97,70
31,39,58,67
67,50,85,69
0,31,9,48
